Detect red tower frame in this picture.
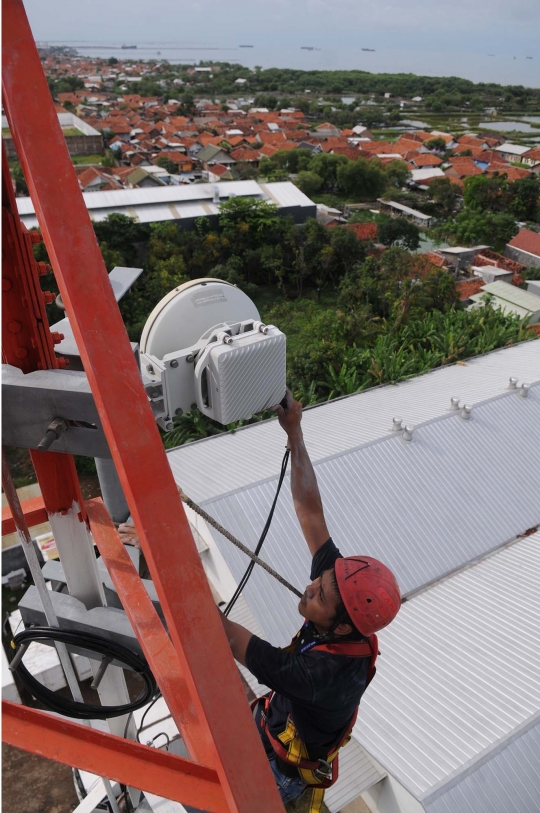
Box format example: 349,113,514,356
1,1,283,810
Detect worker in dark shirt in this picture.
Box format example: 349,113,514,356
219,390,401,810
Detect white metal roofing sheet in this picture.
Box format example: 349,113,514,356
469,296,533,320
168,341,540,505
481,282,540,311
15,180,313,222
359,532,540,803
198,385,540,649
259,181,317,209
423,718,540,813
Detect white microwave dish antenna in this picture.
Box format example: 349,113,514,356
140,278,260,359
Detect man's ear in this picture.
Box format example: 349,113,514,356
334,623,353,637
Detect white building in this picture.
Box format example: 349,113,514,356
494,143,531,164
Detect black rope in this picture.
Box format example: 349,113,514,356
225,448,290,616
10,627,157,720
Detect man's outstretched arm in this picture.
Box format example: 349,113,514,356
275,390,330,556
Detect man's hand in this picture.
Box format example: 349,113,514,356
118,521,141,550
274,388,303,445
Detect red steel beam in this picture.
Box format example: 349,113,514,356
2,701,227,813
2,495,47,535
2,4,283,811
86,498,211,761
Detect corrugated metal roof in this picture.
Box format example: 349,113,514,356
480,282,540,312
259,181,317,209
168,341,540,505
325,739,387,812
469,295,534,320
16,181,315,228
199,385,540,648
359,532,540,805
423,718,540,813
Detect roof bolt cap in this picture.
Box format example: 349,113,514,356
450,396,460,410
392,417,403,431
509,377,518,389
518,383,530,398
461,404,472,420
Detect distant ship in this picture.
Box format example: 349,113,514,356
121,44,137,50
362,48,376,52
239,45,253,48
301,47,314,51
527,56,533,59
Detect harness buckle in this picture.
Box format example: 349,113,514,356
314,759,332,780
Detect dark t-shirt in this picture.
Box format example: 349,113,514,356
245,539,369,769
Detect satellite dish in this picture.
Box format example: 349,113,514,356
139,278,286,429
140,278,260,360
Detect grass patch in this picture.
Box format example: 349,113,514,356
61,127,84,136
71,154,106,165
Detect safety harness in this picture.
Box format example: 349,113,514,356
254,624,378,813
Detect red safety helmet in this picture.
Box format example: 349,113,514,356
335,556,401,636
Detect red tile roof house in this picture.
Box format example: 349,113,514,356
326,222,378,241
505,229,540,269
474,249,526,285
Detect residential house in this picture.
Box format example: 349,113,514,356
409,154,443,169
195,144,237,169
506,229,540,269
522,147,540,170
77,167,123,192
494,143,531,164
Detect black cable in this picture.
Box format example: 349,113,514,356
225,448,290,616
10,627,157,720
136,692,162,742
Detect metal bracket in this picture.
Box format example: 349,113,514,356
2,364,112,457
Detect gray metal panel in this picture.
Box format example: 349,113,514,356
201,386,540,641
355,532,540,798
424,719,540,813
167,341,540,504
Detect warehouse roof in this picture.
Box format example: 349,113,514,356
198,382,540,642
16,180,316,228
167,341,540,505
360,530,540,810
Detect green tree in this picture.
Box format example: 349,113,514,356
424,137,447,152
308,153,349,191
385,160,410,189
336,158,387,199
378,217,421,251
506,177,540,221
453,209,517,248
295,170,323,196
156,156,179,174
429,177,461,217
463,175,506,212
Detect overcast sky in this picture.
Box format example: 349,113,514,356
24,0,540,82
